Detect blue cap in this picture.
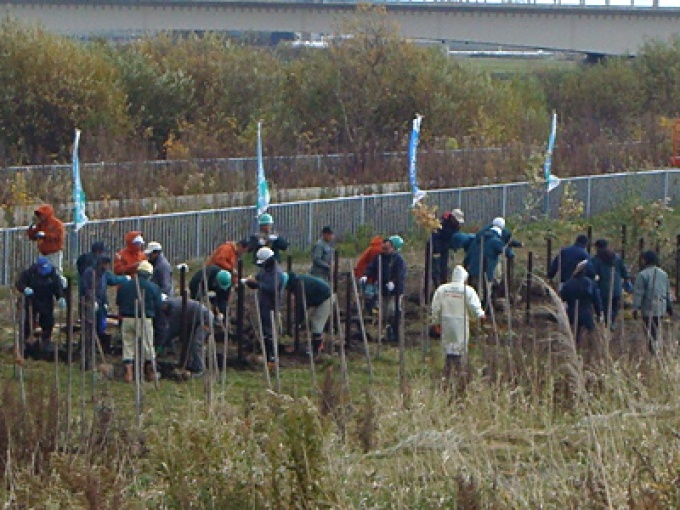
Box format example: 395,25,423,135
36,256,52,276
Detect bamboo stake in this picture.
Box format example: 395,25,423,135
221,305,229,393
398,295,407,400
252,293,271,389
134,299,142,430
271,310,281,393
333,294,350,393
15,295,26,405
377,255,383,357
350,270,374,380
300,284,317,387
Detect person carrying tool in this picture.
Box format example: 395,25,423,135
354,235,384,315
160,297,214,378
242,247,285,363
285,272,332,355
116,260,163,382
16,256,66,360
189,265,232,318
360,235,407,343
560,259,603,348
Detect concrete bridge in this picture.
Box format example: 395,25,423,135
3,0,680,55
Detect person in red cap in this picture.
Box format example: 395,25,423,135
114,231,147,276
27,204,65,275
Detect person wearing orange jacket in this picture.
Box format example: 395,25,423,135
206,239,251,276
114,231,147,276
27,204,65,275
353,236,385,315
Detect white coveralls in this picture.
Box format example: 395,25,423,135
431,266,485,357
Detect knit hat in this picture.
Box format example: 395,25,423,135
575,234,589,246
594,239,608,249
492,217,505,229
388,235,404,251
452,209,465,224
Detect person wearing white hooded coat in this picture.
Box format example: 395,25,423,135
431,265,485,379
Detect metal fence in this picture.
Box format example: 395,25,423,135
0,169,677,286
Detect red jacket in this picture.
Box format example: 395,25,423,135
26,204,65,255
207,242,239,274
114,231,147,275
354,236,383,281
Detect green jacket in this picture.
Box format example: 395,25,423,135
310,238,334,281
633,265,672,317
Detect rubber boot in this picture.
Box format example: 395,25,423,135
264,337,276,364
123,362,134,383
312,334,324,355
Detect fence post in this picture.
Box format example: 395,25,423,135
586,177,592,217
195,214,202,259
286,255,293,336
546,237,552,270
526,251,533,325
236,259,245,361
360,195,366,226
664,170,669,202
621,224,627,263
307,201,314,247
3,229,8,286
345,272,352,348
676,234,679,302
501,184,507,219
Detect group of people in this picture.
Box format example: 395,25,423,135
14,203,676,384
549,235,673,353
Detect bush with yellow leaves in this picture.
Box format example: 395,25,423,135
411,202,441,232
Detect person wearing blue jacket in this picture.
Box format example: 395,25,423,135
80,256,129,360
590,239,631,330
548,234,591,288
361,235,407,342
243,247,285,363
465,218,517,308
560,260,603,347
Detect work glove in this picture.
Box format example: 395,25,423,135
632,309,639,320
598,313,605,324
125,275,132,281
176,263,189,272
359,276,368,285
60,275,68,289
268,234,278,241
23,287,34,297
36,231,46,239
623,281,633,294
428,324,441,339
386,282,395,292
207,291,217,298
57,297,67,309
258,238,267,246
94,302,99,312
161,293,168,301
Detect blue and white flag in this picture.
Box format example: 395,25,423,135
256,121,270,217
544,111,560,193
72,129,88,231
408,114,426,206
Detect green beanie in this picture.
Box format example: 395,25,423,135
258,213,274,226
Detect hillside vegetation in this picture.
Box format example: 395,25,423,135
1,8,679,175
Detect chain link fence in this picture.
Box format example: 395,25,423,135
0,169,677,286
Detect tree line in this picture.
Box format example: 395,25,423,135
1,11,680,177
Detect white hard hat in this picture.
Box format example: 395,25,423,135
144,241,162,255
256,247,274,265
